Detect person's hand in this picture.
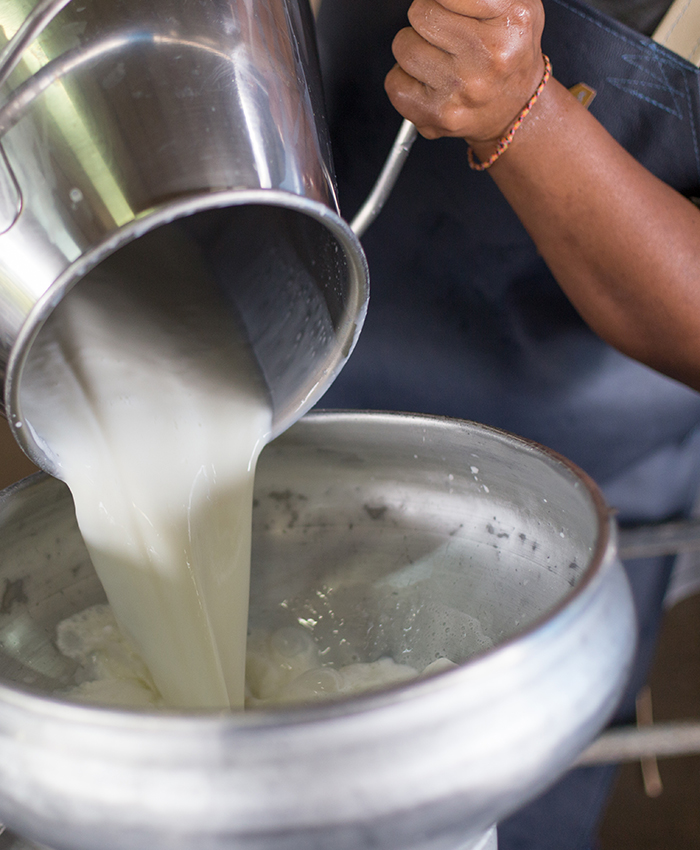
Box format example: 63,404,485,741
385,0,546,144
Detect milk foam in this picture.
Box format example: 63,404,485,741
22,232,272,709
55,604,458,708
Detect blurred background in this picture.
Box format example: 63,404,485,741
600,589,700,849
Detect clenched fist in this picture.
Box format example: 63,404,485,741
385,0,546,144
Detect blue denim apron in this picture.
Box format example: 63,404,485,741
316,0,700,845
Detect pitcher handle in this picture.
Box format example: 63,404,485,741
350,118,418,239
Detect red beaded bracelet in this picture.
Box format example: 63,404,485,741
467,54,552,172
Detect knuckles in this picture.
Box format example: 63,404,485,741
387,0,546,141
435,102,472,135
406,0,432,33
407,0,450,43
391,27,421,72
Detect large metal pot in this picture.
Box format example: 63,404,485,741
0,412,636,850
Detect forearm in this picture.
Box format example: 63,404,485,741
478,78,700,390
384,0,700,391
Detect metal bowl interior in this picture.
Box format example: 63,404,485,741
250,412,610,666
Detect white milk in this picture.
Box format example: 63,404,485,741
55,604,459,708
22,232,272,709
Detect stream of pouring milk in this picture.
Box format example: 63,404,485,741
21,231,272,709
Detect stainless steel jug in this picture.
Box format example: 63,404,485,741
0,0,369,472
0,412,636,850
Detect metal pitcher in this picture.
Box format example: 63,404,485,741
0,0,369,472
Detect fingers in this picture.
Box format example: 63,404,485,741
405,0,470,56
384,63,448,140
391,26,457,91
385,0,545,143
434,0,515,20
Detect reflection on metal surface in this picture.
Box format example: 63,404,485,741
0,0,368,466
0,0,73,91
470,827,498,850
0,31,135,226
0,146,20,233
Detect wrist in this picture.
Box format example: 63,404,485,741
467,54,552,171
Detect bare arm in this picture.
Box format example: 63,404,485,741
385,0,700,391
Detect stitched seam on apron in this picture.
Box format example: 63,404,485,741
608,53,685,116
606,84,683,114
548,0,700,189
606,77,683,92
620,53,685,85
